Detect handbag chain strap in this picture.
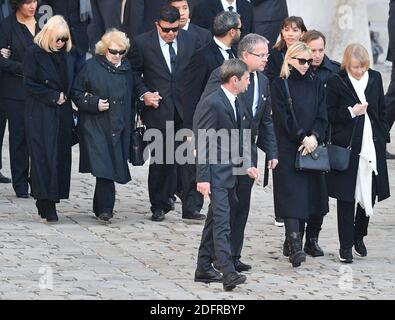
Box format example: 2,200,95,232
327,74,360,149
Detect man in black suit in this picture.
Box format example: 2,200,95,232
88,0,122,51
250,0,288,48
200,33,278,272
193,59,259,291
385,0,395,159
190,0,253,39
169,0,211,49
130,5,204,221
0,0,11,183
123,0,167,38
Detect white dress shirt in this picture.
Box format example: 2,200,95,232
213,36,233,60
182,20,190,31
251,71,259,117
221,85,238,121
221,0,237,12
158,32,178,73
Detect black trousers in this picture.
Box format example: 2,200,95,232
0,102,6,170
337,200,370,249
2,98,29,194
306,214,324,239
93,177,115,216
179,162,204,215
197,186,236,275
385,62,395,131
230,176,254,260
284,218,306,236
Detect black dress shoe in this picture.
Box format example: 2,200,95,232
151,210,166,222
35,201,46,219
168,197,175,211
234,260,252,272
304,238,324,257
386,151,395,159
354,238,367,257
182,211,206,220
0,171,11,183
46,212,59,223
222,272,247,291
16,193,29,199
98,212,112,222
194,267,223,283
338,248,353,263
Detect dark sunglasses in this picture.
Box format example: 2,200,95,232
158,24,179,33
108,48,126,55
292,57,313,66
56,36,69,43
231,25,244,32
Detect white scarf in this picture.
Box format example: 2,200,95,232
348,71,377,217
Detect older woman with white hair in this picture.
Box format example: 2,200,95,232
326,43,390,263
71,28,136,222
24,14,75,223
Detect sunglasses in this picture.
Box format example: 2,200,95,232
158,24,179,33
292,57,313,66
56,36,69,43
231,25,244,32
108,48,126,55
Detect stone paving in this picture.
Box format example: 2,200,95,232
0,62,395,300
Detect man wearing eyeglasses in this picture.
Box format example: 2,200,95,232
130,5,203,222
199,34,278,272
191,0,253,40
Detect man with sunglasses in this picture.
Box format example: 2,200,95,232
191,0,253,40
301,30,340,258
130,5,203,222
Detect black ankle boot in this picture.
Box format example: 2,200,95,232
304,237,324,257
283,238,290,257
287,232,306,267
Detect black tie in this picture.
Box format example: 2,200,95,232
234,98,241,129
168,41,177,72
246,72,255,115
228,6,234,12
226,49,235,59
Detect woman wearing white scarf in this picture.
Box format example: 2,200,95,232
326,43,390,264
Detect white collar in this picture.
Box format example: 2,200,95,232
221,0,237,11
182,20,190,31
214,36,231,51
158,31,177,47
221,85,237,104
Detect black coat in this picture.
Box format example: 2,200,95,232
264,46,286,83
325,69,390,203
0,13,40,100
123,0,167,38
251,0,288,22
311,55,340,86
71,55,135,184
271,69,329,219
190,0,254,39
387,0,395,61
23,44,75,201
187,23,212,50
130,29,198,129
193,88,243,189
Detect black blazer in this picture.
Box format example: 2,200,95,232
187,23,212,50
130,29,198,129
326,69,390,202
387,0,395,61
251,0,288,22
123,0,167,38
191,0,254,39
0,13,40,100
193,87,243,188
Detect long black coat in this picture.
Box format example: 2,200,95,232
325,69,390,203
23,45,75,201
271,69,329,220
71,55,135,184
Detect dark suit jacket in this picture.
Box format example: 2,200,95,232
190,0,254,39
193,88,243,188
200,67,278,168
387,0,395,61
251,0,288,22
123,0,167,38
187,23,212,50
130,29,198,129
0,13,40,100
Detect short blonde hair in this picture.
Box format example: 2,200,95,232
34,15,72,52
280,41,312,79
95,29,130,56
341,43,370,71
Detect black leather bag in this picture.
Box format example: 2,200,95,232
295,145,331,173
283,79,330,173
129,110,148,166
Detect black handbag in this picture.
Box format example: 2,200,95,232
129,110,148,166
326,74,360,171
283,79,330,173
